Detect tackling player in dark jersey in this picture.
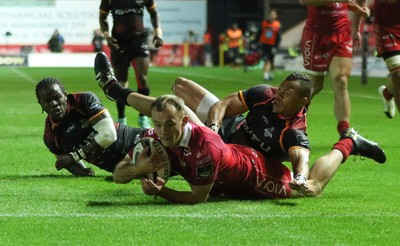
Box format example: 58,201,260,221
99,0,163,128
173,73,312,192
36,77,146,176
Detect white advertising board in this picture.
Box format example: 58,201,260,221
0,0,206,45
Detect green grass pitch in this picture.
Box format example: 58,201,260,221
0,66,399,245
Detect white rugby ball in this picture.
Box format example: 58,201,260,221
131,137,171,183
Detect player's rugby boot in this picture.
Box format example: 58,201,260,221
378,85,395,119
94,52,117,101
341,128,386,164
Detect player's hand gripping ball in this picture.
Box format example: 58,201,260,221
132,137,171,183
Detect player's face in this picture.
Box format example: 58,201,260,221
38,84,68,121
270,11,277,20
273,80,307,117
151,104,188,148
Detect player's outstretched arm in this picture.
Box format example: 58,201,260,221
64,161,95,177
141,179,213,204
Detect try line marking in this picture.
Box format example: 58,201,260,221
11,67,37,84
0,212,398,219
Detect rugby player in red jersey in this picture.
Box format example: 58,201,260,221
368,0,400,119
299,0,369,135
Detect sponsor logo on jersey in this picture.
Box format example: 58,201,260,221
66,124,75,133
303,40,312,66
243,122,272,153
88,103,100,112
114,8,144,15
255,171,288,197
196,154,212,166
196,163,213,179
263,126,274,139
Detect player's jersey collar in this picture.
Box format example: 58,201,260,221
177,123,192,148
277,107,307,120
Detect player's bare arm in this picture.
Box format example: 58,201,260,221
207,93,246,131
99,11,119,50
288,147,310,192
147,5,163,48
351,0,369,51
142,179,213,204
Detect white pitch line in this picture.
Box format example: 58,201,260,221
151,68,381,100
10,67,37,84
0,212,398,219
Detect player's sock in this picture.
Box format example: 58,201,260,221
382,87,394,100
118,117,127,125
332,138,353,162
106,82,134,105
337,120,350,135
263,72,269,81
117,101,125,121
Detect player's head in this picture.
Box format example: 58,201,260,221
273,72,312,117
151,95,189,148
269,9,278,21
232,22,238,29
36,77,68,121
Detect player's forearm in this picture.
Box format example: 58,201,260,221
99,14,110,38
293,160,310,179
290,149,310,178
150,12,162,37
157,187,208,204
351,0,368,32
207,101,227,129
113,163,138,184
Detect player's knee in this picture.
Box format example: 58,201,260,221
333,74,349,90
306,181,323,197
390,71,400,86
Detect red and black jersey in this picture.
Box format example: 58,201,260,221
305,4,350,33
99,0,156,42
43,92,145,172
227,85,309,162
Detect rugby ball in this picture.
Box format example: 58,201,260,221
131,137,171,183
